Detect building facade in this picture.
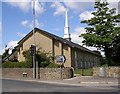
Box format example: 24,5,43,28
16,28,101,69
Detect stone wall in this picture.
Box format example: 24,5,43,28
93,67,120,78
2,68,33,79
2,68,73,80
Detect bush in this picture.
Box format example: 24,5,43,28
22,47,54,68
2,62,32,68
22,50,33,67
47,63,61,68
2,47,59,68
39,61,50,67
2,62,63,68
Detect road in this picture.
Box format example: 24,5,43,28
2,79,119,93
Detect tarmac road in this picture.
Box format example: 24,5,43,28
2,79,119,93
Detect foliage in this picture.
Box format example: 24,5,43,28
2,62,63,68
111,35,120,66
2,47,56,68
2,49,9,59
22,47,54,68
2,62,31,68
47,63,63,68
80,1,120,66
36,47,54,67
22,50,33,68
74,68,93,76
99,57,108,66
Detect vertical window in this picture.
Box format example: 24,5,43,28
21,44,23,50
19,48,20,55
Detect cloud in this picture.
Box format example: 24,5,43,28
64,2,94,13
6,40,18,49
79,11,94,21
64,1,119,14
64,2,81,10
17,32,26,37
79,1,119,21
1,40,18,55
7,0,45,16
7,2,30,12
108,2,119,14
71,26,97,51
51,2,66,16
71,26,86,45
4,0,31,2
32,0,45,16
21,19,43,29
0,40,18,55
21,20,28,27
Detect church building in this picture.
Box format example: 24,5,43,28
14,9,101,69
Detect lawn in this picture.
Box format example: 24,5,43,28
74,68,93,76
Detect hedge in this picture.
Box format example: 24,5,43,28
2,62,32,68
2,62,62,68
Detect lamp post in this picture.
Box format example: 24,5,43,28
32,0,36,79
32,0,39,79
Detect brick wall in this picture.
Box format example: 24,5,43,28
93,67,120,78
2,68,73,80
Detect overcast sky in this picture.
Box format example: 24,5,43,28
1,0,120,55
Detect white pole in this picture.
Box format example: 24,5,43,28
32,0,36,79
33,0,35,45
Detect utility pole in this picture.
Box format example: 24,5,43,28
32,0,39,79
32,0,36,79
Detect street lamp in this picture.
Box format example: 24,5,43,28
32,0,36,79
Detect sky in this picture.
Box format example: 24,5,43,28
1,0,120,55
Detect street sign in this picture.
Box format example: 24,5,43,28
56,55,66,63
56,55,66,80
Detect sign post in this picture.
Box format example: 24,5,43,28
56,55,66,80
60,62,62,80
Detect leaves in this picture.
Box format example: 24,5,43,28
80,0,120,66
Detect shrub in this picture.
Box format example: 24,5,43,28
39,61,50,67
22,47,54,68
2,47,56,68
2,62,32,68
47,63,61,68
22,50,33,67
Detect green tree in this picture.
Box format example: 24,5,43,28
80,1,120,66
2,49,9,60
22,50,33,68
111,35,120,66
36,47,53,67
22,47,54,68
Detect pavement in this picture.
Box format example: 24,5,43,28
3,76,119,87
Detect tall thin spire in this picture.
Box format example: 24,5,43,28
65,9,68,27
64,9,71,41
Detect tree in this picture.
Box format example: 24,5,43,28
80,1,120,66
22,47,54,68
111,34,120,66
2,49,9,60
